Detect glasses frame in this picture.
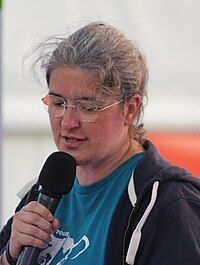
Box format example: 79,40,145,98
42,94,123,123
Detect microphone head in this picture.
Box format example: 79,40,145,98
38,152,76,196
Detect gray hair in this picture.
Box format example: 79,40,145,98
33,22,148,143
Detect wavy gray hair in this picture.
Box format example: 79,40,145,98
34,22,148,143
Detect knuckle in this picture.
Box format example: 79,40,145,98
32,225,40,235
24,201,39,211
45,222,52,233
11,219,19,231
13,211,21,221
28,201,38,207
30,214,41,224
31,237,48,249
29,225,50,241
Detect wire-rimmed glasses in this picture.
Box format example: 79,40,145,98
42,94,123,123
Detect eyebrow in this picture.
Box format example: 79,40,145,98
75,96,97,102
48,92,97,102
48,92,63,98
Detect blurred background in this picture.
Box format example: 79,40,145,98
0,0,200,227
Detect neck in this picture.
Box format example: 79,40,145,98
76,138,144,186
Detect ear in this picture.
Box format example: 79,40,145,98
124,94,141,126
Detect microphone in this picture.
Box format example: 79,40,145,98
16,151,76,265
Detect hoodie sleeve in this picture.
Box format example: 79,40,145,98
0,183,39,255
136,196,200,265
0,199,25,255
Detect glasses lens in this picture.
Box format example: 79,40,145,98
76,100,99,122
42,95,101,122
43,95,65,117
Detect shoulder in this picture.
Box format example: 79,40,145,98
143,176,200,237
135,177,200,263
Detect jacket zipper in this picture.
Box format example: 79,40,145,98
122,203,138,265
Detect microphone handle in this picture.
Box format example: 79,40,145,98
16,192,61,265
16,246,40,265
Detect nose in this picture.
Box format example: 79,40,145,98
61,106,81,130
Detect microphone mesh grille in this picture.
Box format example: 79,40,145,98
38,152,76,195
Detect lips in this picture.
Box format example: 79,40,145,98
65,137,84,143
61,135,87,148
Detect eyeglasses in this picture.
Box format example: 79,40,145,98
42,94,123,123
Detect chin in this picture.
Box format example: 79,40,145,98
56,147,80,163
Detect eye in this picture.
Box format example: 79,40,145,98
50,96,65,108
53,100,63,107
76,101,98,112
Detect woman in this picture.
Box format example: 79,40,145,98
0,22,200,265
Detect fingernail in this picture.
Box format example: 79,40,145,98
48,214,53,221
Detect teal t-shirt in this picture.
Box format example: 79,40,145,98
36,152,144,265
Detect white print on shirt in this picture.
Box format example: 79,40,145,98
36,229,90,265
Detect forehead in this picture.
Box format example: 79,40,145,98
49,67,99,98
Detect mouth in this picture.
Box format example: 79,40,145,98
61,135,87,148
64,137,85,143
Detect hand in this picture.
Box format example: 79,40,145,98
9,201,60,259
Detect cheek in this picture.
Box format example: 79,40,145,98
50,117,61,135
104,110,125,128
94,112,125,139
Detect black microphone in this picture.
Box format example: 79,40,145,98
16,151,76,265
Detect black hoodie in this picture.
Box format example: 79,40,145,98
106,140,200,264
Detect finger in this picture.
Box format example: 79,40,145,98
23,201,54,222
12,220,52,244
11,232,49,251
52,218,60,231
15,211,53,234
